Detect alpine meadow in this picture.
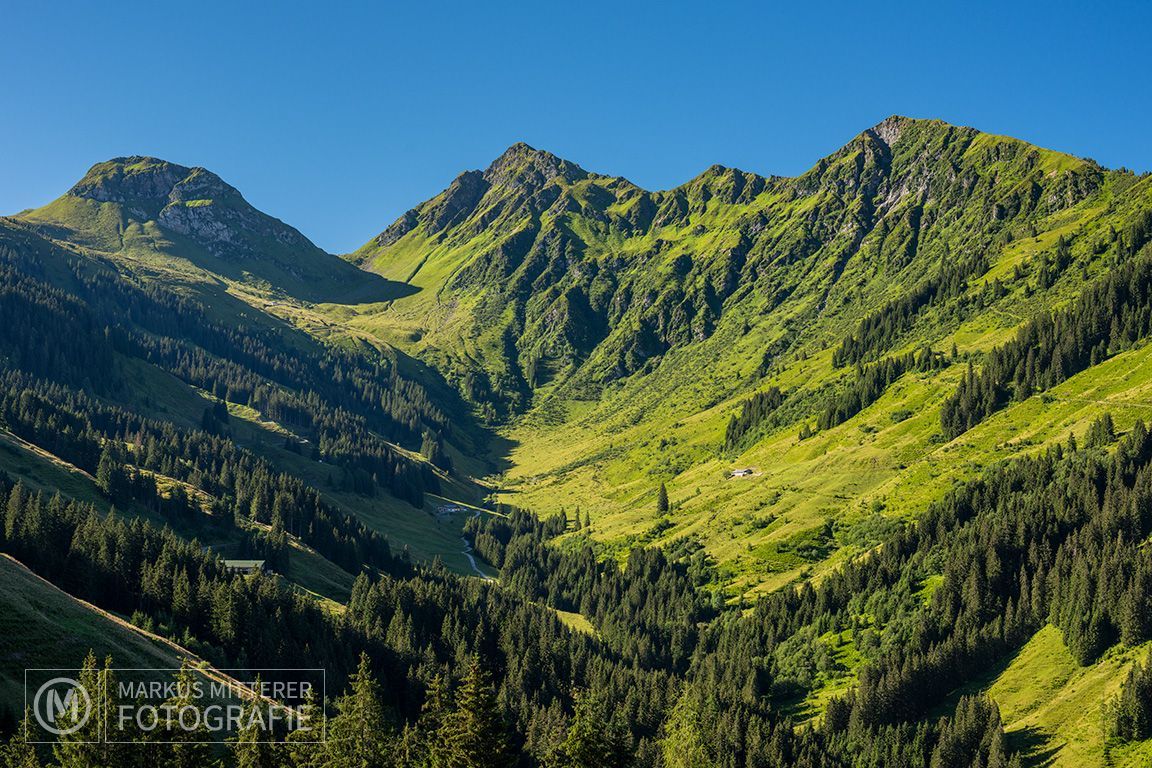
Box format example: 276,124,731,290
3,17,1152,765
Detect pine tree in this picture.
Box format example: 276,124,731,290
1114,651,1152,741
283,683,323,768
95,447,125,499
546,689,631,768
159,663,216,768
441,657,513,768
52,652,103,768
1086,412,1116,448
48,654,146,768
3,483,24,543
324,652,394,768
656,483,669,515
604,711,633,768
658,688,711,768
413,674,453,768
1,711,43,768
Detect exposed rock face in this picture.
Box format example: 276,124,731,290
68,157,317,260
482,142,588,191
69,156,189,204
869,115,908,149
158,196,239,248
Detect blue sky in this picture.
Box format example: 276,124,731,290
3,1,1149,253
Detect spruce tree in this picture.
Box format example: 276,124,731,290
442,657,513,768
413,674,453,768
283,684,323,768
51,652,103,768
159,663,216,768
324,652,394,768
546,689,631,768
1,710,43,768
658,688,711,768
231,685,280,768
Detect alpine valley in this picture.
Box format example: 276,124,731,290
4,116,1152,767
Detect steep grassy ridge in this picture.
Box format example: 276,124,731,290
345,117,1152,594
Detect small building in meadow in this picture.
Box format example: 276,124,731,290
730,468,754,478
224,559,265,575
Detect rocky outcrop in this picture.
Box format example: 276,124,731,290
69,156,188,204
69,157,319,260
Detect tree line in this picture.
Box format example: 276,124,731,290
941,249,1152,438
833,253,986,367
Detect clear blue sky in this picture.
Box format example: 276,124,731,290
3,1,1149,253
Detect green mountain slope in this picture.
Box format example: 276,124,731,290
18,156,413,304
340,116,1152,596
0,206,486,582
0,553,217,721
4,119,1152,766
350,117,1103,410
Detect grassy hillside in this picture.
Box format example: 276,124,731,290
18,157,411,304
4,176,494,581
0,554,190,716
340,116,1152,598
987,625,1152,767
4,118,1152,766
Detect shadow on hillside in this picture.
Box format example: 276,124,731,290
482,431,518,476
189,249,420,305
1006,725,1060,768
317,270,420,305
385,345,519,485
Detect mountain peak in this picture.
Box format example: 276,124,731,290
68,156,239,207
866,115,913,148
483,142,589,189
70,156,185,203
36,155,324,265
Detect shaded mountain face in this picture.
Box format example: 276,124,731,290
19,156,413,303
354,117,1107,418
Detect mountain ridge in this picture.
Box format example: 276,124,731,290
349,115,1110,419
362,115,1097,251
323,115,1152,607
3,117,1152,766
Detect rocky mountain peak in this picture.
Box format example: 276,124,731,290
63,156,315,259
69,156,197,203
483,142,589,190
69,156,245,209
866,115,912,150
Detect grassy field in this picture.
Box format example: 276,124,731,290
0,555,189,716
989,625,1152,767
493,334,1152,596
